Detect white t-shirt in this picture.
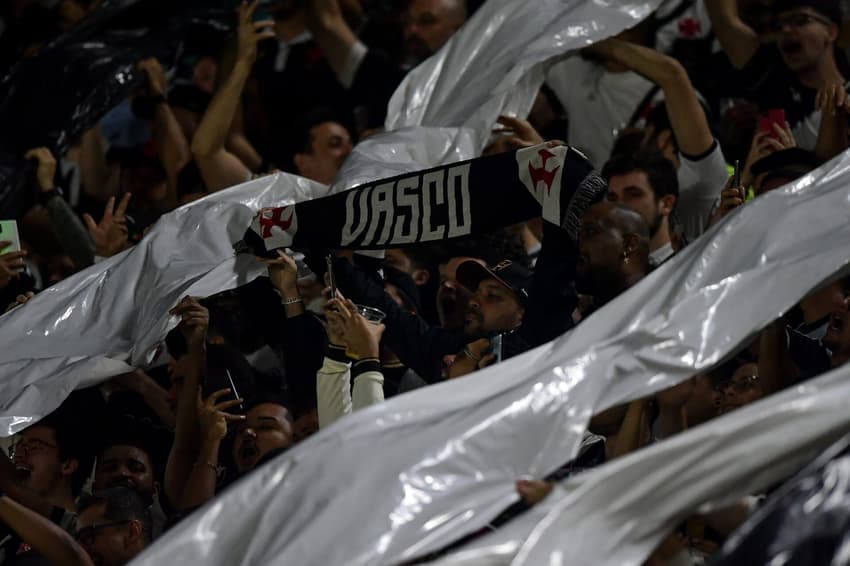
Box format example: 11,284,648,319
546,56,664,169
653,0,713,55
676,141,728,243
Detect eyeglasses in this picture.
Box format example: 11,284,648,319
715,374,759,393
772,13,832,31
11,438,59,456
75,521,132,546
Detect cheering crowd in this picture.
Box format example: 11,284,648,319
1,0,850,564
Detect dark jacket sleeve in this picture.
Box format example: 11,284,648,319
306,252,466,383
518,221,579,349
348,49,406,128
280,312,327,411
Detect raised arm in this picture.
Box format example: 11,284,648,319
0,496,94,566
138,58,190,211
599,38,714,157
815,83,850,161
25,148,96,269
758,320,798,395
191,1,274,192
304,0,360,80
704,0,760,69
163,298,208,508
178,389,244,511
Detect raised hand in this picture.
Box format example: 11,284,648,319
237,1,276,65
489,115,546,153
338,299,385,359
137,58,168,97
0,243,26,284
516,478,555,506
83,193,131,258
259,249,298,295
717,176,747,220
323,297,347,346
816,83,850,117
24,147,57,192
169,296,210,351
198,388,245,442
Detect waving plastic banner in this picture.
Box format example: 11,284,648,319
129,144,850,566
385,0,660,151
713,434,850,566
427,362,850,566
0,0,659,433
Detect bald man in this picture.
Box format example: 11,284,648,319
405,0,467,62
575,202,651,307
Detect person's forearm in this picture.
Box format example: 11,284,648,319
45,195,96,269
351,364,384,411
153,102,190,210
178,438,220,511
704,0,759,69
78,126,117,201
306,0,359,79
610,399,649,459
607,40,713,156
0,496,93,566
758,322,797,394
815,113,848,162
192,61,252,159
133,373,176,429
165,347,204,506
657,406,686,439
317,353,353,428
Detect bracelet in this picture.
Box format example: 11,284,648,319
282,297,303,306
193,460,218,473
462,347,481,363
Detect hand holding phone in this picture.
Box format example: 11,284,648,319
0,220,26,278
326,254,337,300
758,109,786,139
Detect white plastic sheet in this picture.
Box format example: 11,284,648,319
130,147,850,565
428,362,850,566
0,0,659,434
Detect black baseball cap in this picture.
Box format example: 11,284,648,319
456,260,531,306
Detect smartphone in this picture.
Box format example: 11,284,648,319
758,109,786,139
326,254,337,300
0,220,21,256
732,160,741,188
489,333,503,364
203,365,239,406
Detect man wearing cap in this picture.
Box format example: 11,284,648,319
310,200,651,383
707,0,848,150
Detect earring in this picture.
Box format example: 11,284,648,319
622,251,630,265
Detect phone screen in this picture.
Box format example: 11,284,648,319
758,109,786,138
490,333,503,364
0,220,21,254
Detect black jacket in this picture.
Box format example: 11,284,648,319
305,222,580,383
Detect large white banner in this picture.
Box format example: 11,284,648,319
129,146,850,565
0,0,660,435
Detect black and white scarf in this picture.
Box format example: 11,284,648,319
241,143,606,255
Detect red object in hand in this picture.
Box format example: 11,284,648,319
758,109,786,138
